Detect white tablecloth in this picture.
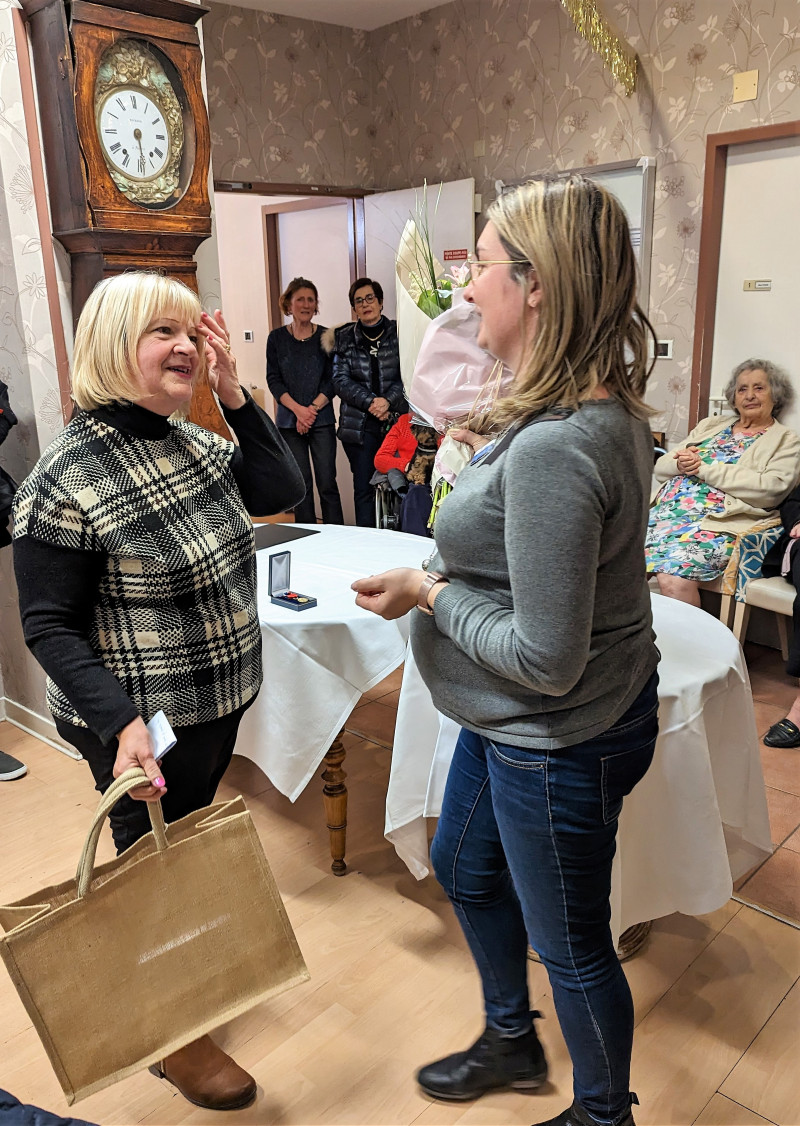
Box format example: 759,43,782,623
385,593,772,936
236,525,432,801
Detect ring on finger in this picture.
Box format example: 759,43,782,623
224,343,231,354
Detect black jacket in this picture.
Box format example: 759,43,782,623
0,378,18,548
330,319,406,446
762,485,800,578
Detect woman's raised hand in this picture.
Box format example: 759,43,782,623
198,309,246,410
351,567,425,620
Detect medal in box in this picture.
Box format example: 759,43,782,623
268,550,317,611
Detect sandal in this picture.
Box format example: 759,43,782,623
763,717,800,748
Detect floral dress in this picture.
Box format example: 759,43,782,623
645,427,764,581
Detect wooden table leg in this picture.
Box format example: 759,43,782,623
322,727,348,875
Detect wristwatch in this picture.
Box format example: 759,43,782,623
417,571,447,615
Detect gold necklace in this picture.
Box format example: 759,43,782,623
289,322,314,341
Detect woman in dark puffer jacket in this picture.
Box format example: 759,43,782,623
328,277,407,526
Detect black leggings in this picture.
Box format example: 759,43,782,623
56,704,251,855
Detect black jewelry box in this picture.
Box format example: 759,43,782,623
268,550,317,611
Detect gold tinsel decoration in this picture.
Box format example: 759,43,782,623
560,0,638,96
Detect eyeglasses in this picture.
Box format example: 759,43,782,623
466,253,529,281
353,293,377,307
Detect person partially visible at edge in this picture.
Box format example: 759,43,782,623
266,276,344,525
351,175,660,1126
0,375,26,783
757,481,800,748
12,271,304,1113
647,359,800,607
328,276,407,526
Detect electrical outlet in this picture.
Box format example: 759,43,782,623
243,329,254,342
656,339,673,359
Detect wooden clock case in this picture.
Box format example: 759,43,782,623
21,0,226,434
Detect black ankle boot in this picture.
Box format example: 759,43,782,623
416,1012,548,1101
531,1096,638,1126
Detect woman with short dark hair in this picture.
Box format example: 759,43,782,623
331,276,406,526
266,276,344,524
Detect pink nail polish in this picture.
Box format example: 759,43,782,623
154,776,165,788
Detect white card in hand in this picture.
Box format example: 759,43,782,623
147,710,177,761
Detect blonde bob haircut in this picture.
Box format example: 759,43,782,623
483,174,656,429
71,271,205,411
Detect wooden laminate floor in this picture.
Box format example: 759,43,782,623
1,649,800,1126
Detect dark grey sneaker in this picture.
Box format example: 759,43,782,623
0,750,27,781
532,1097,638,1126
416,1012,548,1101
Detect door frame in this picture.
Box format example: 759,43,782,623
215,180,368,329
690,120,800,426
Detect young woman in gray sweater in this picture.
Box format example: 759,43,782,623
352,175,659,1126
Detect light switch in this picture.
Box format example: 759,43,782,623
733,69,758,102
473,139,486,158
743,279,771,291
243,330,254,342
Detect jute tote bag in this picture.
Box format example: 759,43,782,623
0,768,309,1105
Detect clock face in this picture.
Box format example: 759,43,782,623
97,87,171,182
94,40,187,208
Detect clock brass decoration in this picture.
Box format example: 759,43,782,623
94,40,184,207
21,0,229,439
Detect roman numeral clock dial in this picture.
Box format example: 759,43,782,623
98,90,169,179
93,39,185,208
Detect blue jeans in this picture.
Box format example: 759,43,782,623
430,673,659,1125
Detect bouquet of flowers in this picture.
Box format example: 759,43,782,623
395,195,514,526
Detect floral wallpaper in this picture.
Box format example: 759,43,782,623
205,0,800,441
204,3,374,185
0,2,69,725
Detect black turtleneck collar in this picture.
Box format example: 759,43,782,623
87,401,173,440
357,315,387,340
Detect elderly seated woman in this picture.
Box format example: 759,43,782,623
647,359,800,606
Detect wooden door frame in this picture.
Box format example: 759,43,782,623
215,180,367,329
690,120,800,426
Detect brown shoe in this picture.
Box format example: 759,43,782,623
149,1034,257,1110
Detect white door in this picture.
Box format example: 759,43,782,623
364,179,476,319
710,136,800,430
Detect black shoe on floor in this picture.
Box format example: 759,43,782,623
416,1012,548,1101
532,1097,638,1126
763,717,800,748
0,751,27,781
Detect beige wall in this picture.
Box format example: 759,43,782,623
206,0,800,443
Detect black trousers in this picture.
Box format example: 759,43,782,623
785,547,800,677
343,427,384,527
56,704,250,856
280,424,344,525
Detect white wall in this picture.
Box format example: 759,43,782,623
277,204,352,327
711,136,800,433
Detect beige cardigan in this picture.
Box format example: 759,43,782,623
652,415,800,535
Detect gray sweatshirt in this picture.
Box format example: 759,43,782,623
411,400,659,748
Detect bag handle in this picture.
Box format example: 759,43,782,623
76,767,168,898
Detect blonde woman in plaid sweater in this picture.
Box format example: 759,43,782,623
13,271,303,1111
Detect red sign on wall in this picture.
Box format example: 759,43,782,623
443,248,468,261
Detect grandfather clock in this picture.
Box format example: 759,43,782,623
21,0,227,435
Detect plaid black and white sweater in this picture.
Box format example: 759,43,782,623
13,394,304,744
